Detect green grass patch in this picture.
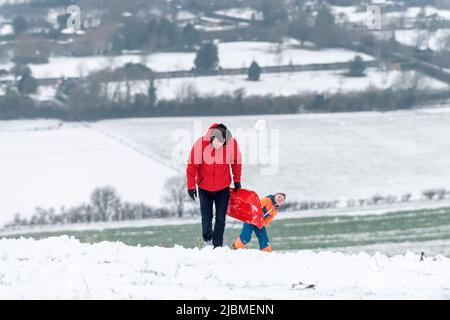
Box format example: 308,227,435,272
2,207,450,253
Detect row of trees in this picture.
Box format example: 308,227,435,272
280,187,450,213
422,188,450,200
287,5,350,48
5,174,201,228
282,193,412,212
6,186,173,228
346,193,412,208
2,77,447,121
8,183,450,228
111,18,201,53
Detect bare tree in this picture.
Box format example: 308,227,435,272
162,175,189,217
176,82,198,103
401,193,412,202
90,186,122,221
423,189,436,200
436,188,447,200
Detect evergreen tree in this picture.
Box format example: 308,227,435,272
12,16,27,35
348,55,366,77
194,42,219,71
11,64,26,83
183,24,201,49
311,6,337,47
289,11,310,46
248,61,261,81
57,13,71,30
148,78,157,108
260,0,287,26
17,67,38,95
111,18,180,52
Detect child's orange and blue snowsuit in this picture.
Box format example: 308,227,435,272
233,195,279,252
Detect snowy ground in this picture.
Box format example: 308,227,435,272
92,68,448,101
0,121,176,226
0,41,373,79
0,236,449,299
395,29,450,51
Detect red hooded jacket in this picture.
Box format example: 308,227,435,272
186,123,242,192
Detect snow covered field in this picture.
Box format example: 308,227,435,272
331,5,369,24
3,107,450,227
94,108,450,207
372,29,450,51
0,236,449,299
0,41,373,79
91,68,448,101
0,121,175,226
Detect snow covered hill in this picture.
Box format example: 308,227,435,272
3,107,450,226
0,121,176,226
95,108,450,206
0,236,449,299
2,107,450,226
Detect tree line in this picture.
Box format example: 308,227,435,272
5,176,450,228
2,81,449,121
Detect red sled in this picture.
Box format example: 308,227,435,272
227,188,264,229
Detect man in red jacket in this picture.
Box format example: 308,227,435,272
186,123,242,248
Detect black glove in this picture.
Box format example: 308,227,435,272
234,182,241,192
188,189,197,201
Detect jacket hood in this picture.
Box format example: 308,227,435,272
205,123,232,145
204,123,220,139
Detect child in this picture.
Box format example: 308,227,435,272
232,192,286,252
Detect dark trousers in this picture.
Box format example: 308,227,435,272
198,187,230,247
